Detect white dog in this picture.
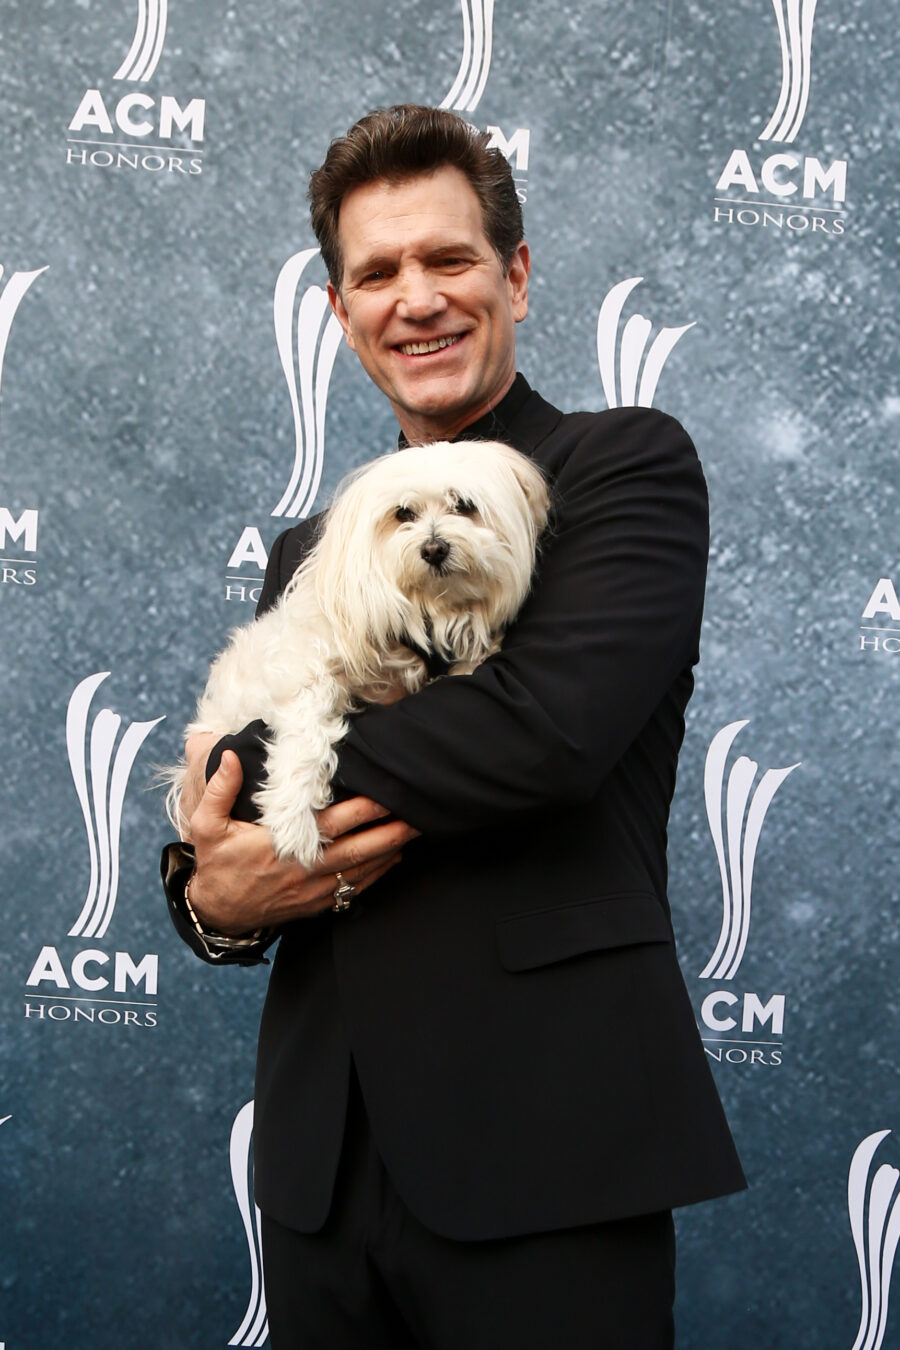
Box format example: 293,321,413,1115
167,438,549,867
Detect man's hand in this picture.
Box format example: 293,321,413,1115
186,749,419,936
179,731,222,834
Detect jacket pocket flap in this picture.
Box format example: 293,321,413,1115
495,893,672,972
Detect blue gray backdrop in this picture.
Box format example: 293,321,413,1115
2,1,898,1347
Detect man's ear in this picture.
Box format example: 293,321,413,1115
327,281,356,350
507,241,530,324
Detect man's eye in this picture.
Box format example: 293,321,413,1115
453,499,477,516
395,506,417,523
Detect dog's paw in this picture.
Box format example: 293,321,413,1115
261,802,325,871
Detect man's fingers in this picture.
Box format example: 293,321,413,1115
191,749,244,835
314,794,421,873
317,795,391,841
316,817,419,874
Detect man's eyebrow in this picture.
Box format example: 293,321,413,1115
347,252,395,279
347,240,480,280
427,241,479,258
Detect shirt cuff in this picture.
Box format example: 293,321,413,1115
160,841,277,966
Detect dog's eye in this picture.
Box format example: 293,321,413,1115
394,506,417,523
453,499,477,516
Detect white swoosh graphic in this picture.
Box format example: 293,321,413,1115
718,755,756,978
699,720,747,979
89,709,121,940
726,761,799,979
873,1195,900,1350
619,314,653,408
67,673,112,938
67,674,163,938
596,276,642,409
700,721,799,980
637,323,696,407
88,715,165,939
0,266,49,413
229,1102,269,1347
596,277,694,409
785,0,818,142
272,249,342,519
760,0,818,143
439,0,494,113
849,1131,900,1350
114,0,168,82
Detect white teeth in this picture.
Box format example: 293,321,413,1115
399,335,461,356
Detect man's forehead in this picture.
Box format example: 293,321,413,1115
338,168,485,252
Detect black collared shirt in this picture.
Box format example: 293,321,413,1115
396,373,533,450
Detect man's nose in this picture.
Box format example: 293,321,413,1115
396,269,447,320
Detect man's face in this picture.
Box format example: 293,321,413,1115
327,165,529,444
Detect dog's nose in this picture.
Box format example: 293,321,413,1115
421,538,450,568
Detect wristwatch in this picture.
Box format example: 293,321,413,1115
160,841,276,966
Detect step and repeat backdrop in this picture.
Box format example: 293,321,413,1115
2,1,898,1346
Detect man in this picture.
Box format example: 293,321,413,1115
163,105,745,1348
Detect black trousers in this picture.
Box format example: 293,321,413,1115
260,1069,676,1349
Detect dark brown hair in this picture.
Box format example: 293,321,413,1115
309,105,524,289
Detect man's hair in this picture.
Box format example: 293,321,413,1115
309,105,524,289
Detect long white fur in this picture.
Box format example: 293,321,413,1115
166,439,549,866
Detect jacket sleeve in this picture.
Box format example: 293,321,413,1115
256,518,317,616
333,408,709,836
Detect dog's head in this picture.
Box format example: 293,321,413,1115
309,439,549,667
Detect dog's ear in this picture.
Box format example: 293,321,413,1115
309,455,415,665
491,442,550,535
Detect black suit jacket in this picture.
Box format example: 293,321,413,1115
205,377,746,1240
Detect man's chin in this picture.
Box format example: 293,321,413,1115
390,383,478,430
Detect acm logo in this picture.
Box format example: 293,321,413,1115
66,1,205,177
859,578,900,656
0,508,38,554
713,0,847,237
848,1130,900,1350
697,720,800,1067
0,264,47,587
225,248,343,605
24,673,164,1028
595,277,694,410
270,250,344,522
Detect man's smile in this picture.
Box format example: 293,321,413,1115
395,334,465,357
